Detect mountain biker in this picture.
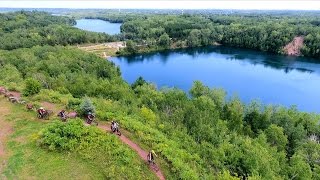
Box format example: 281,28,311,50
147,150,157,164
111,120,115,130
37,107,46,118
86,112,95,124
58,110,67,120
111,120,119,132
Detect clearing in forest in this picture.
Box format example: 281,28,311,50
283,36,304,56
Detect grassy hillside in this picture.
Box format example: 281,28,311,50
0,97,156,179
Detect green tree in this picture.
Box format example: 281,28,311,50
201,28,212,45
187,29,201,47
158,33,171,48
297,141,320,169
189,81,210,98
125,40,137,54
289,153,312,180
222,97,244,133
131,76,147,90
265,124,288,152
80,96,95,116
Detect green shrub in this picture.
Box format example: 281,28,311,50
38,119,85,151
57,87,70,94
23,78,41,96
32,89,73,104
66,98,82,111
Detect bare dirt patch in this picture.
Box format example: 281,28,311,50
40,101,58,113
0,87,6,94
8,91,20,99
283,36,304,56
77,41,126,58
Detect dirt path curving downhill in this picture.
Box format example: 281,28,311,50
98,124,165,180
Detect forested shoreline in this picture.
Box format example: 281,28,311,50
3,10,320,59
82,11,320,58
0,11,320,179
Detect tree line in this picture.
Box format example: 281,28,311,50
93,12,320,58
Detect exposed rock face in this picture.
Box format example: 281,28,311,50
283,36,304,56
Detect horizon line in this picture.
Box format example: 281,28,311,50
1,7,320,11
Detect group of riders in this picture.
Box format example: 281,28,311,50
36,107,158,165
37,107,95,124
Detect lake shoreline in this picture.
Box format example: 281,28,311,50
74,18,310,59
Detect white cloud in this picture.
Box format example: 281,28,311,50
0,1,319,10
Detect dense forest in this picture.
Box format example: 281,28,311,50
0,11,320,179
83,11,320,58
0,11,117,50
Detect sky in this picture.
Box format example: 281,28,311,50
0,1,319,10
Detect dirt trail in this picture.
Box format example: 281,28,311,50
0,98,13,174
98,124,165,180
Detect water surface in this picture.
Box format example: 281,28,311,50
110,46,320,113
74,19,121,35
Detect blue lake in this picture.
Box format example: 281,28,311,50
110,46,320,113
75,19,121,35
